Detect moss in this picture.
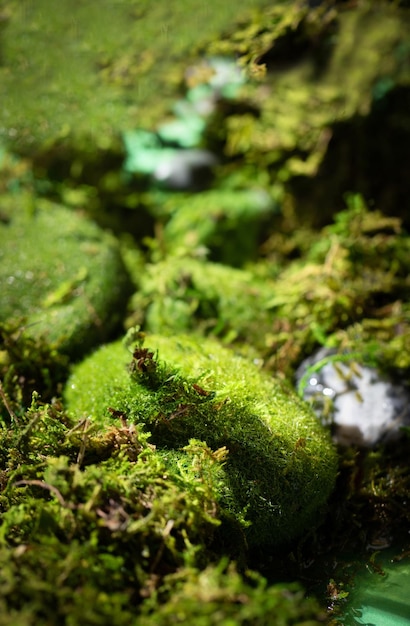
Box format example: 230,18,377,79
0,195,132,359
137,560,326,626
157,186,277,265
127,257,274,346
65,332,337,548
0,0,273,153
253,195,410,376
201,1,410,225
0,394,327,626
0,449,223,624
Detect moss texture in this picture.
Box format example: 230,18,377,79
65,332,337,548
0,197,131,359
202,1,410,225
127,257,274,345
0,1,409,623
0,0,272,152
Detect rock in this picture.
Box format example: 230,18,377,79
296,347,410,447
65,332,337,547
153,149,218,190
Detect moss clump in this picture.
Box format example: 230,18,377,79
137,560,325,626
0,394,327,626
0,197,131,359
0,427,224,624
65,332,337,548
201,2,410,225
127,257,274,346
254,195,410,376
157,187,277,265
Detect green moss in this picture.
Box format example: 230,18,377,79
0,0,273,153
253,195,410,376
0,196,131,359
157,187,277,265
0,447,223,624
0,396,327,625
138,560,325,626
201,2,410,224
65,332,337,548
127,257,274,346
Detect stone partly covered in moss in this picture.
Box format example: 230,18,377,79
65,332,337,548
296,347,410,447
0,198,131,358
127,257,274,346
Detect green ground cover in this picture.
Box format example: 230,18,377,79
0,0,409,624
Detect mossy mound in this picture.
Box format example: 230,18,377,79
0,0,271,153
0,198,131,358
158,187,276,265
65,332,337,548
127,256,273,345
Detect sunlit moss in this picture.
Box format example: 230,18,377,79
65,332,337,548
127,257,274,346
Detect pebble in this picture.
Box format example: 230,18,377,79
296,347,410,447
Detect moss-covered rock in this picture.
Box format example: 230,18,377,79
65,332,337,548
0,197,131,358
0,0,272,153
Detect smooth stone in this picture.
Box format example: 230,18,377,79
296,347,410,447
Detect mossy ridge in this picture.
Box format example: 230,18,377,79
0,198,131,359
65,333,337,548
